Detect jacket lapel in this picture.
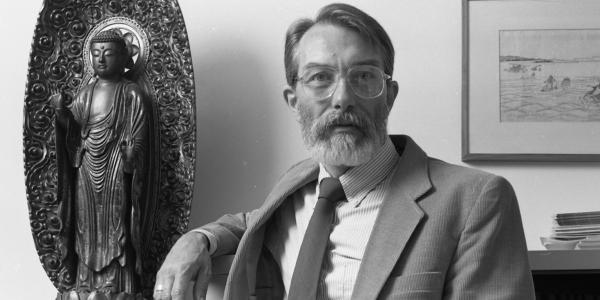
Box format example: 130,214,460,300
351,135,432,300
246,159,319,234
241,159,319,295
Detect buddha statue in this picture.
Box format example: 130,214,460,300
50,30,149,299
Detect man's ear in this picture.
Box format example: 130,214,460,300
385,80,399,111
283,86,301,121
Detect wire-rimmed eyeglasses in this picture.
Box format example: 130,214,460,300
297,65,391,100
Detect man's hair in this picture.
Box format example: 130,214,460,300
91,30,127,53
284,3,395,86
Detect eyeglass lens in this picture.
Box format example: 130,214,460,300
300,65,387,99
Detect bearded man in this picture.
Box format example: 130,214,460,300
154,3,534,300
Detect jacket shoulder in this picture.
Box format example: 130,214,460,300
265,158,318,197
427,157,503,185
424,157,516,209
269,158,318,188
286,158,317,174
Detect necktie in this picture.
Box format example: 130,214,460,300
287,177,346,300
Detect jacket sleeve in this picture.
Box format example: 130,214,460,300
443,176,535,300
194,209,260,257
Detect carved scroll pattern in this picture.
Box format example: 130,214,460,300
23,0,195,297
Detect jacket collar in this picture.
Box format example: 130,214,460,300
239,159,319,295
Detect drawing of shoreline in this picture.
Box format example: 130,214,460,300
500,29,600,122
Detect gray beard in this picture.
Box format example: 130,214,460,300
299,105,389,167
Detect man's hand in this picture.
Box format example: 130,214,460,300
154,231,212,300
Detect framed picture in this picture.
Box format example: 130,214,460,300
462,0,600,161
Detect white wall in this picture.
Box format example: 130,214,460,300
2,0,599,298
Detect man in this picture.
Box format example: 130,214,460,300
155,3,535,300
51,30,148,298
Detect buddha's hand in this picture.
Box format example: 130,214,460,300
154,232,212,300
48,86,65,110
120,139,135,172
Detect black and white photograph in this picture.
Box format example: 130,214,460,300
2,0,600,299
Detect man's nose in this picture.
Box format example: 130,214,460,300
99,54,105,63
331,78,355,111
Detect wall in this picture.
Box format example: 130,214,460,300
1,0,599,298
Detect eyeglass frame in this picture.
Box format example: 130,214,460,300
296,65,392,100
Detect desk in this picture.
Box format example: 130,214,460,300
529,250,600,299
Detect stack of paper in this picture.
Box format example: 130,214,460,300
577,235,600,249
544,211,600,250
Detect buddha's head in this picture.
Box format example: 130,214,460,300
90,30,128,78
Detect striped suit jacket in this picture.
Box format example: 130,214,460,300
200,135,535,299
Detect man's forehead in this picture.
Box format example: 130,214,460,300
296,23,383,69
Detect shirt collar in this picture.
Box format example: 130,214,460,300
317,136,399,207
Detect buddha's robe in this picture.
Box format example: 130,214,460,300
60,78,147,291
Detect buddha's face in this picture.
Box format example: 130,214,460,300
90,41,125,78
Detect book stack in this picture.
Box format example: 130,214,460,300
548,211,600,250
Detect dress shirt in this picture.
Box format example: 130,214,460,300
195,136,399,299
267,137,399,299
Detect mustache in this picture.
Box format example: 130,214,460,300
314,111,372,138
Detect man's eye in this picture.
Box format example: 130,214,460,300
357,71,375,80
104,50,114,56
91,50,101,57
307,72,334,83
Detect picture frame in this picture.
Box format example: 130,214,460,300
462,0,600,161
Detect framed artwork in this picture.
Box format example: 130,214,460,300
462,0,600,161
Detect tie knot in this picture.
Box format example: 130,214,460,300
318,177,346,203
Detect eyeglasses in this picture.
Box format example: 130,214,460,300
297,65,391,100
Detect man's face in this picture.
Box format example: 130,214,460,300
91,42,125,78
284,24,398,167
